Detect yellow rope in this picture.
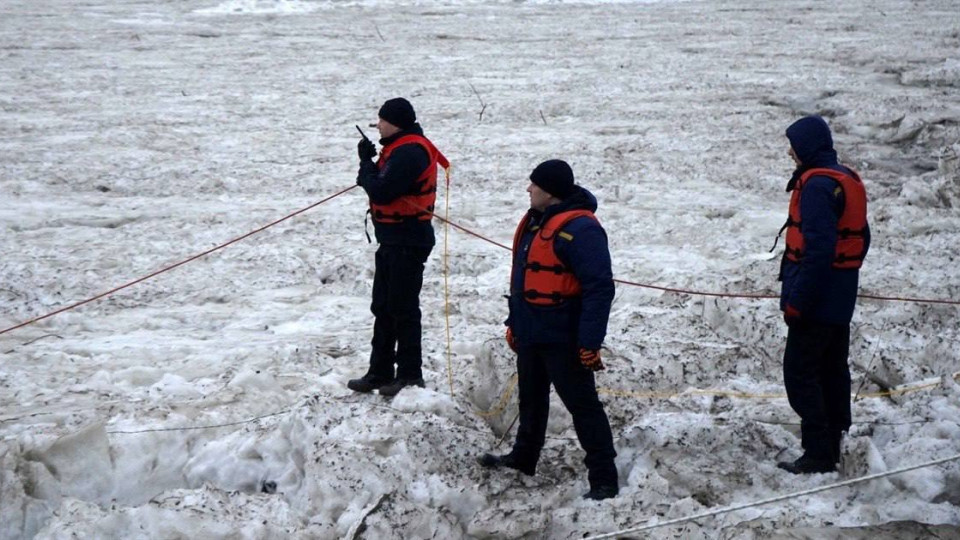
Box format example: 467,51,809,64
599,387,785,400
601,372,960,401
442,167,454,397
859,380,945,398
474,374,519,417
469,372,959,416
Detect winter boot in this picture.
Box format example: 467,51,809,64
777,453,837,474
583,484,619,501
378,377,425,397
477,453,536,476
347,373,393,393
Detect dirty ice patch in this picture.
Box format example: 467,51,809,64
195,0,321,15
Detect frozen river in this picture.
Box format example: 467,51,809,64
2,0,959,538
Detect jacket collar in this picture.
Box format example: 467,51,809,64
528,186,599,224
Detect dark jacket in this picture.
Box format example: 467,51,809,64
507,187,614,350
358,124,435,247
780,116,871,325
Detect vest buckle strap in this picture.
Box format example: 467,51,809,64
523,289,575,302
837,227,866,239
373,209,431,223
525,262,569,274
834,252,865,262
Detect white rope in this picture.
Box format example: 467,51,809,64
585,452,960,540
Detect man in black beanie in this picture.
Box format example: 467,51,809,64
528,158,576,200
377,98,417,131
349,98,449,397
478,159,619,501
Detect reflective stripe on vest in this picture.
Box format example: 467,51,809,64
370,134,450,224
512,209,597,306
784,167,868,270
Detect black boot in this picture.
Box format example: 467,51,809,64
777,454,837,474
347,373,393,393
477,453,536,476
583,484,619,501
378,377,425,397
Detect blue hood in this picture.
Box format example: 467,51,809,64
786,115,838,167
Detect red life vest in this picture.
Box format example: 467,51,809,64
784,167,868,269
370,134,449,224
512,209,597,306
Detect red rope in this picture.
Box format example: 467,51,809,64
422,204,959,306
4,184,957,338
0,185,359,336
611,278,779,299
429,209,512,251
856,293,960,305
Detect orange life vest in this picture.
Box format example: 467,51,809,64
512,209,597,305
370,134,449,224
784,167,868,269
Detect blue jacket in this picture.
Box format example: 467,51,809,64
507,187,614,350
780,116,871,325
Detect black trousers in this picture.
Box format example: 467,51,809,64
783,321,852,461
512,343,618,488
368,244,431,381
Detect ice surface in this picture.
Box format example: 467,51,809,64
1,0,959,538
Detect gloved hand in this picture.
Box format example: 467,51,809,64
783,304,801,327
579,348,605,371
505,327,517,353
358,138,377,161
357,160,377,186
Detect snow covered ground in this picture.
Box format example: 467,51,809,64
2,0,960,538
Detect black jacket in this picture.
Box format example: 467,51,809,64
358,124,435,247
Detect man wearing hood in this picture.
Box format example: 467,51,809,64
478,159,619,500
348,98,448,398
777,116,870,474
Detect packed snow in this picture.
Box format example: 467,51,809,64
2,0,959,538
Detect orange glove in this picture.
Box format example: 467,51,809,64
579,348,605,371
505,327,517,353
783,304,801,327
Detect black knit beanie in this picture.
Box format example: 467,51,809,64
530,159,575,199
378,98,416,130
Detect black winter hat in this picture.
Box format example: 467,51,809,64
378,98,416,130
530,159,575,199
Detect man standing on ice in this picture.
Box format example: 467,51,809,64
347,98,449,397
776,115,870,474
478,160,619,500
